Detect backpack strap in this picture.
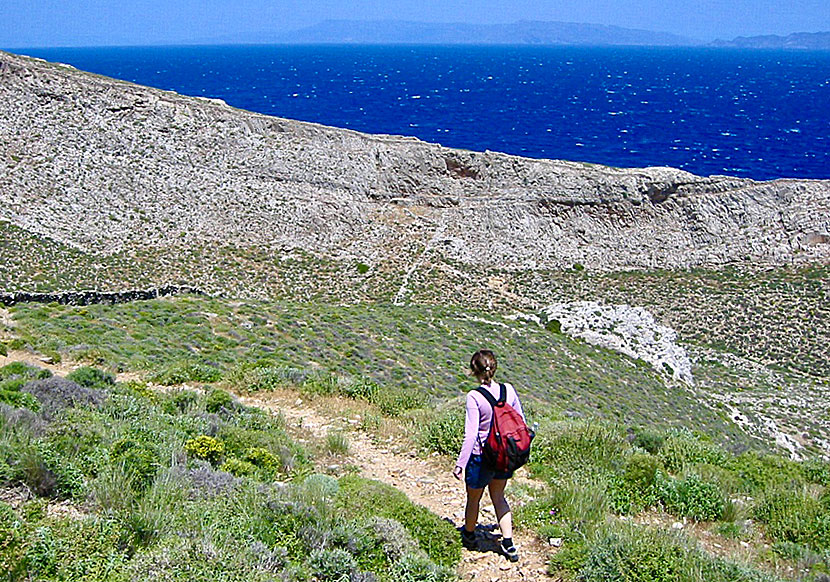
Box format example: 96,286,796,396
476,383,507,408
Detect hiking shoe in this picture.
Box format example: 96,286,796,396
460,529,477,550
502,540,519,562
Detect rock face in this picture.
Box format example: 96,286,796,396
1,50,829,273
539,302,694,384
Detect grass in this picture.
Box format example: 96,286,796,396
0,362,459,580
8,295,763,450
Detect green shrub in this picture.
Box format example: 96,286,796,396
168,389,199,413
0,343,6,357
624,452,663,491
729,450,806,493
150,361,221,385
632,428,666,454
226,364,301,393
0,362,43,380
0,378,26,392
185,435,225,466
337,475,460,568
340,377,380,402
301,373,339,396
392,552,455,582
0,388,41,411
308,547,357,582
804,460,830,487
110,438,160,491
220,457,257,477
242,447,280,472
0,502,26,578
66,367,115,390
658,429,727,474
205,388,235,413
515,475,609,539
23,517,128,581
7,339,25,351
418,408,464,456
530,420,628,478
608,452,664,514
373,388,425,417
658,472,726,522
576,524,779,582
754,487,830,551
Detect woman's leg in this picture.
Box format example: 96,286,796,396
464,486,486,532
487,478,512,540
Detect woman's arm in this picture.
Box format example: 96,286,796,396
455,392,480,472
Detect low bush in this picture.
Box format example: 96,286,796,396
575,524,780,582
515,474,610,541
242,446,281,473
110,438,160,491
418,407,464,456
0,388,41,411
219,457,257,477
308,547,358,581
66,367,115,390
729,450,808,493
0,362,49,381
21,377,105,420
609,452,663,514
632,427,666,454
340,377,380,402
392,552,455,582
530,420,628,476
336,475,460,568
184,435,225,466
657,471,727,522
754,486,830,551
149,361,221,385
0,502,27,578
658,429,728,474
205,388,235,414
372,388,425,417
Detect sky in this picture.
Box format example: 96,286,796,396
2,0,828,48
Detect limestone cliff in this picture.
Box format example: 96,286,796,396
1,49,828,276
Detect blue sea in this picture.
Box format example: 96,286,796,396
20,45,830,180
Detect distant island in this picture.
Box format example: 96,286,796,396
710,31,830,49
267,19,700,46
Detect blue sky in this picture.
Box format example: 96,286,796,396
2,0,828,48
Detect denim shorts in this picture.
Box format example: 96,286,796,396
465,454,513,489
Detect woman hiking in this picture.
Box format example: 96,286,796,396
452,349,526,562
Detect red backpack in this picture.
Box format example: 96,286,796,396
477,383,534,473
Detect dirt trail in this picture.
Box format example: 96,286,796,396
0,338,554,579
241,392,553,581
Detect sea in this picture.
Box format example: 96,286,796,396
19,45,830,181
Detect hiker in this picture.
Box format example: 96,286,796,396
452,349,527,562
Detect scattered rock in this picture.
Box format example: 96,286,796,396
540,301,694,384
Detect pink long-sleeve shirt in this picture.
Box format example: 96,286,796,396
455,381,525,471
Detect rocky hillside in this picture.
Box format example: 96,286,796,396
1,49,828,278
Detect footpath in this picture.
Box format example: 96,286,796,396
0,347,553,581
242,391,553,581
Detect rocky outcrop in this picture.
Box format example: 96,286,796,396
1,50,828,275
538,302,694,384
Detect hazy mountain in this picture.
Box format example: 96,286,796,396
268,19,700,46
710,31,830,49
